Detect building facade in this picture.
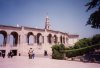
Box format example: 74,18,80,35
0,16,79,56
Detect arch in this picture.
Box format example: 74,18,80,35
60,36,62,43
47,34,52,44
54,35,58,44
63,37,65,44
0,34,3,46
10,31,18,46
66,37,68,44
9,35,14,46
27,32,34,45
0,30,7,47
37,33,43,45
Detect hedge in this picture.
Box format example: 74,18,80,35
65,43,100,58
51,43,100,59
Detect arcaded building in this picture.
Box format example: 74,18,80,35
0,16,79,56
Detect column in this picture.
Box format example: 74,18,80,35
51,36,54,45
17,35,19,55
6,33,10,57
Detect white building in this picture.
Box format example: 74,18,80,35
0,16,79,56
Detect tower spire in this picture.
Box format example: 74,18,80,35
45,13,50,30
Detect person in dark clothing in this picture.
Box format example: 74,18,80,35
7,52,10,58
10,51,13,58
0,51,2,57
8,51,14,58
44,50,48,56
19,53,21,56
28,48,34,59
2,52,5,58
32,51,35,59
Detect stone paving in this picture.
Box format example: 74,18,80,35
0,56,100,68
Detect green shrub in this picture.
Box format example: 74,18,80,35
51,44,65,60
65,43,100,58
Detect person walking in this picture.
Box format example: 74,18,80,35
32,50,35,59
2,52,5,58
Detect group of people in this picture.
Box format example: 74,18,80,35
7,50,14,58
0,50,14,58
0,48,48,59
28,48,48,59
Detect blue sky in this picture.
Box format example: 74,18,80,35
0,0,100,38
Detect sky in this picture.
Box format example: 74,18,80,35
0,0,100,38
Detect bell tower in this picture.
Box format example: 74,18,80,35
45,15,50,30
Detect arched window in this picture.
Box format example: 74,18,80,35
63,37,65,44
39,35,43,43
0,34,4,47
47,34,52,44
27,32,34,45
29,35,34,45
9,35,14,47
10,32,18,47
66,38,68,44
0,31,7,47
60,36,62,44
54,35,57,44
37,33,43,45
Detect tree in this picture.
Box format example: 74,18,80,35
92,34,100,44
73,38,92,49
85,0,100,29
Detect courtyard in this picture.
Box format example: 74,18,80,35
0,56,100,68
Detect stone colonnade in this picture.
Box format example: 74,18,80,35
0,26,78,56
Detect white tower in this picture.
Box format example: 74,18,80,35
45,15,50,30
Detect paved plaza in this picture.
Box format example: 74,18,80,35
0,56,100,68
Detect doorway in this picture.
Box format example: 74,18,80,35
11,50,17,56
